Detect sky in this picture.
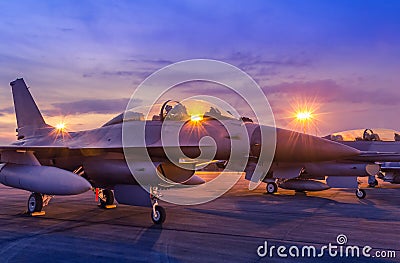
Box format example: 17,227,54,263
0,0,399,143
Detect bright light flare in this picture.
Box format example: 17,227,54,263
50,120,70,141
283,97,322,135
55,122,66,130
296,111,312,121
190,115,203,122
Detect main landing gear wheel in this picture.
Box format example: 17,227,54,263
356,189,366,199
266,182,278,194
100,189,114,208
28,193,43,213
151,205,166,224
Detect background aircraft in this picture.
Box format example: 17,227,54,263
328,129,400,186
257,128,400,199
0,79,360,223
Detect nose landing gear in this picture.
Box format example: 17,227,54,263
150,187,166,224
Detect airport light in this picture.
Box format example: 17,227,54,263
51,121,70,139
295,110,313,133
287,98,321,135
190,115,203,122
296,111,312,121
55,122,66,131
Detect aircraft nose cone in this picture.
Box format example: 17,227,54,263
274,128,360,162
250,126,360,162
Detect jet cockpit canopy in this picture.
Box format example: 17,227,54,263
325,128,400,142
102,99,237,127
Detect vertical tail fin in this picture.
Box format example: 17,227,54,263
10,78,49,139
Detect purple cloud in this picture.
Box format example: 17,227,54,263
227,51,313,69
0,106,14,115
46,98,141,116
263,79,400,105
83,71,138,78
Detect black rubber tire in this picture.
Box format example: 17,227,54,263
27,193,43,213
100,189,114,207
266,182,278,194
356,189,366,199
151,206,166,224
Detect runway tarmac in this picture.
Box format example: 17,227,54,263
0,174,398,263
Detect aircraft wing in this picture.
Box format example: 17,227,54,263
381,166,400,170
0,145,70,158
0,146,69,151
349,151,400,162
0,144,210,160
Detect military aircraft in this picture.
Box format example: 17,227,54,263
259,128,400,199
327,128,400,186
0,78,360,224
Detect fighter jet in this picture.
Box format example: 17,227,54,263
326,128,400,186
259,128,400,199
0,78,360,224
